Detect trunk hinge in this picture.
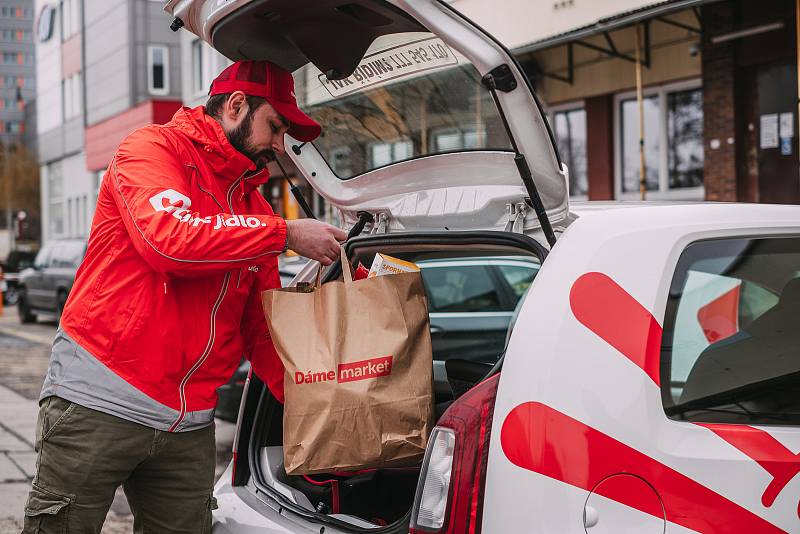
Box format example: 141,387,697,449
372,213,389,234
504,201,527,234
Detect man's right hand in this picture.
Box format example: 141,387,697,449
285,219,348,266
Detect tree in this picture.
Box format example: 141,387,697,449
0,142,41,242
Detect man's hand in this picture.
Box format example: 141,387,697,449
285,219,347,266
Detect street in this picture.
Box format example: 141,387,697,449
0,307,235,533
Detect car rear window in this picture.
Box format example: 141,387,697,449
50,241,85,268
299,32,512,179
661,236,800,425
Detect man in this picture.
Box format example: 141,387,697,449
22,60,346,533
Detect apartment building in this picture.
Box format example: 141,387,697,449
35,0,182,243
0,0,33,147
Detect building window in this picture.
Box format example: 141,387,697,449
620,95,660,193
191,39,205,95
616,81,704,199
432,127,485,152
62,73,81,120
552,106,588,198
81,194,88,235
667,89,704,189
60,0,79,39
147,45,169,95
73,73,81,116
48,162,64,238
66,198,72,236
328,146,352,177
369,139,413,169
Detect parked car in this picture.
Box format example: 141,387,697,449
17,239,86,324
1,249,37,306
420,256,539,364
169,1,800,532
278,255,309,287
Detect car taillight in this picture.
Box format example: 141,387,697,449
410,373,500,534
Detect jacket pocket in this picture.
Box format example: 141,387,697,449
23,483,71,534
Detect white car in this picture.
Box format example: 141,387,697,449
167,1,800,532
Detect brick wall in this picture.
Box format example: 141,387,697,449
701,3,738,201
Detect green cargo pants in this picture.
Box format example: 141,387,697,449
22,396,218,533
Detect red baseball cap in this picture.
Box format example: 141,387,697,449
209,60,321,142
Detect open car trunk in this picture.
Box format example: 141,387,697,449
232,231,546,532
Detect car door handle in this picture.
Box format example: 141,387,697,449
430,326,442,334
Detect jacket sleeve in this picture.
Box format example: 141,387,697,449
110,127,288,277
241,271,285,403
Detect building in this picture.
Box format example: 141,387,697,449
450,0,799,204
0,0,34,147
0,0,36,257
35,0,183,244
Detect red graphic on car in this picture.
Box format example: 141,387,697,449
699,423,800,518
500,401,785,533
498,272,798,530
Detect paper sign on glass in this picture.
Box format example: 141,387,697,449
760,114,779,149
318,37,458,98
779,112,794,138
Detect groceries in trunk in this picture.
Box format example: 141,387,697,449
261,249,433,475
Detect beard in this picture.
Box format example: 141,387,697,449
227,108,276,170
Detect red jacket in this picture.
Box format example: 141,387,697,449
51,106,286,432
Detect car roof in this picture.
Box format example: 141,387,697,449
569,200,704,215
44,238,86,245
569,202,800,234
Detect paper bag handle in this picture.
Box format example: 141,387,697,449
340,247,354,284
313,264,323,288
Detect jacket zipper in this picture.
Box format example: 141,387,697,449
167,173,246,432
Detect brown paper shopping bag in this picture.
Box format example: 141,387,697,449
261,248,434,475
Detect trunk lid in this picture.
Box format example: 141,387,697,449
165,0,569,238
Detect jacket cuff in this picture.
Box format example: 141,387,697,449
272,217,289,254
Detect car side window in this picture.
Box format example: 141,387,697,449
49,242,84,268
64,242,84,268
661,237,800,425
421,265,503,313
49,246,68,268
496,263,539,300
33,246,51,269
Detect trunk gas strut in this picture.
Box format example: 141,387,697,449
483,66,557,248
